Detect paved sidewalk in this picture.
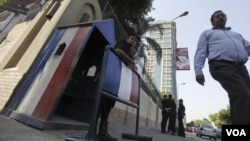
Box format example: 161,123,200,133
0,114,197,141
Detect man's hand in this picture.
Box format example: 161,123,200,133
196,74,205,85
165,108,171,112
128,63,137,70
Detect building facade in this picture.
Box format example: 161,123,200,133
146,20,177,96
0,0,162,129
0,0,102,111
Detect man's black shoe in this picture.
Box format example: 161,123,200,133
170,132,176,135
161,131,167,134
178,134,185,138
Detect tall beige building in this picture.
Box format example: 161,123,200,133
146,20,177,96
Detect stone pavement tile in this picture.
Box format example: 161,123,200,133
0,114,197,141
0,115,63,141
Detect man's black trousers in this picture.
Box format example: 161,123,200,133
209,60,250,124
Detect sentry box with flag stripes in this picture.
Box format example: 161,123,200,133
2,19,151,140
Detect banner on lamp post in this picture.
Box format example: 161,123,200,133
176,47,190,70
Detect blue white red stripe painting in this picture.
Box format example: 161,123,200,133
7,19,137,121
103,50,140,105
16,25,92,120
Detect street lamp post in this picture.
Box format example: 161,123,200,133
175,82,186,131
170,11,188,131
172,11,189,21
177,83,186,104
171,11,188,107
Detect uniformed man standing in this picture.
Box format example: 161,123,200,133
177,99,186,137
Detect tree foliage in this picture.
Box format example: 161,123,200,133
0,0,11,12
106,0,162,62
186,118,212,128
187,106,231,128
209,107,231,128
159,91,171,98
108,0,153,30
0,0,10,5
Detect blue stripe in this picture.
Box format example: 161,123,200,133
6,28,66,109
93,19,116,47
102,50,122,96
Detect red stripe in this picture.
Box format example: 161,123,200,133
32,26,91,119
130,72,139,105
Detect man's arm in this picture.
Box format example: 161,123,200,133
194,32,208,86
115,49,134,64
115,48,136,69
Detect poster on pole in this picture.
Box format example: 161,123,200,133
176,47,190,70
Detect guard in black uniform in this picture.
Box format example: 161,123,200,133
161,95,170,133
177,99,186,137
97,33,139,141
168,95,176,135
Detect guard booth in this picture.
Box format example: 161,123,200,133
2,19,116,128
2,19,151,141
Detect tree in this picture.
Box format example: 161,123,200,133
186,121,195,127
0,0,10,5
193,119,211,127
186,119,212,127
134,16,162,63
209,106,231,128
186,106,231,128
99,0,162,63
0,0,11,12
108,0,154,31
160,91,171,98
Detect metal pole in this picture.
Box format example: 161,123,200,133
171,11,189,108
170,21,178,132
86,46,110,140
177,83,186,103
171,21,177,108
155,96,160,127
171,11,189,131
175,83,186,128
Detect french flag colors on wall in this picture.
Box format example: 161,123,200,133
7,19,139,122
14,25,91,120
102,50,140,105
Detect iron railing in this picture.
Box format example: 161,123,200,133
98,0,162,105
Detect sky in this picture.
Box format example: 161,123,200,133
148,0,250,122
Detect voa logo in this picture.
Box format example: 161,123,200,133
226,129,246,136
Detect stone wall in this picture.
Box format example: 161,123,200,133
0,71,23,110
0,0,102,112
109,89,162,129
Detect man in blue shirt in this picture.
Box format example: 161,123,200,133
194,10,250,124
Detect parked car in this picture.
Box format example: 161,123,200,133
215,128,222,139
186,127,193,133
196,123,217,140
